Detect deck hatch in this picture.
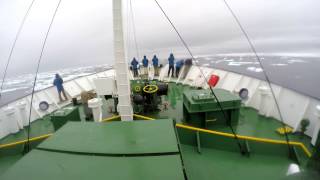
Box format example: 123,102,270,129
38,119,179,155
1,119,186,180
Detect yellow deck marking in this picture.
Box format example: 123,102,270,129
176,123,311,157
0,134,53,149
101,115,121,122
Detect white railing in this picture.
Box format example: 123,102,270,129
1,65,319,145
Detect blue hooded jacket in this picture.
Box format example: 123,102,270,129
131,58,138,69
142,56,148,67
53,74,64,92
152,55,159,66
176,60,184,68
168,53,174,66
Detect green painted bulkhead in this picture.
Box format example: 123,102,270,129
183,88,241,127
0,82,319,179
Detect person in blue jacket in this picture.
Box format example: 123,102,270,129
168,53,175,77
142,55,149,75
53,74,68,102
175,59,184,78
131,57,139,77
152,55,159,76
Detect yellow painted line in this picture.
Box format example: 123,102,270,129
0,133,53,149
133,114,155,120
176,123,312,158
101,115,121,122
99,113,312,158
102,114,155,122
299,143,312,157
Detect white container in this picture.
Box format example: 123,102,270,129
3,106,19,133
258,86,271,116
88,98,103,122
16,101,29,127
311,105,320,145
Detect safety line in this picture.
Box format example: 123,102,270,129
26,0,63,152
221,0,292,152
153,0,245,154
0,0,36,98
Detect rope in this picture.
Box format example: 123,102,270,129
0,0,36,99
153,0,245,154
129,0,140,59
26,0,63,152
126,0,131,59
221,0,292,153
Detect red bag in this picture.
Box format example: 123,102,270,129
208,74,220,87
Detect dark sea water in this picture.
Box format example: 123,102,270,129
0,55,319,107
0,64,111,107
194,55,320,100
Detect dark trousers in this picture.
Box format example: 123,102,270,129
176,67,181,77
154,66,159,76
58,88,68,101
168,65,174,77
133,68,139,77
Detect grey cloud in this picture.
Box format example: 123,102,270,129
0,0,319,78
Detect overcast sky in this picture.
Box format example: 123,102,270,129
0,0,319,77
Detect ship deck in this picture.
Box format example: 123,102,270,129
0,82,319,179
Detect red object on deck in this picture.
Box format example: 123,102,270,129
208,74,220,87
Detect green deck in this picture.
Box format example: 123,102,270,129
1,150,184,180
38,120,179,154
1,120,185,180
0,82,319,179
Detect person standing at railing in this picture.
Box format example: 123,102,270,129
131,57,139,77
142,55,149,76
152,55,159,76
53,73,68,102
168,53,175,77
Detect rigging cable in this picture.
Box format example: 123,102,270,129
126,0,131,59
153,0,245,154
0,0,36,99
26,0,63,152
129,0,140,59
221,0,292,154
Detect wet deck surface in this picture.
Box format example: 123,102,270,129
0,82,318,179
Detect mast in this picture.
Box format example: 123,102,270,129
113,0,133,121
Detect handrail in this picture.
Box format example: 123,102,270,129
129,114,312,158
176,123,312,158
101,114,154,122
0,133,53,149
101,115,121,122
133,114,155,120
